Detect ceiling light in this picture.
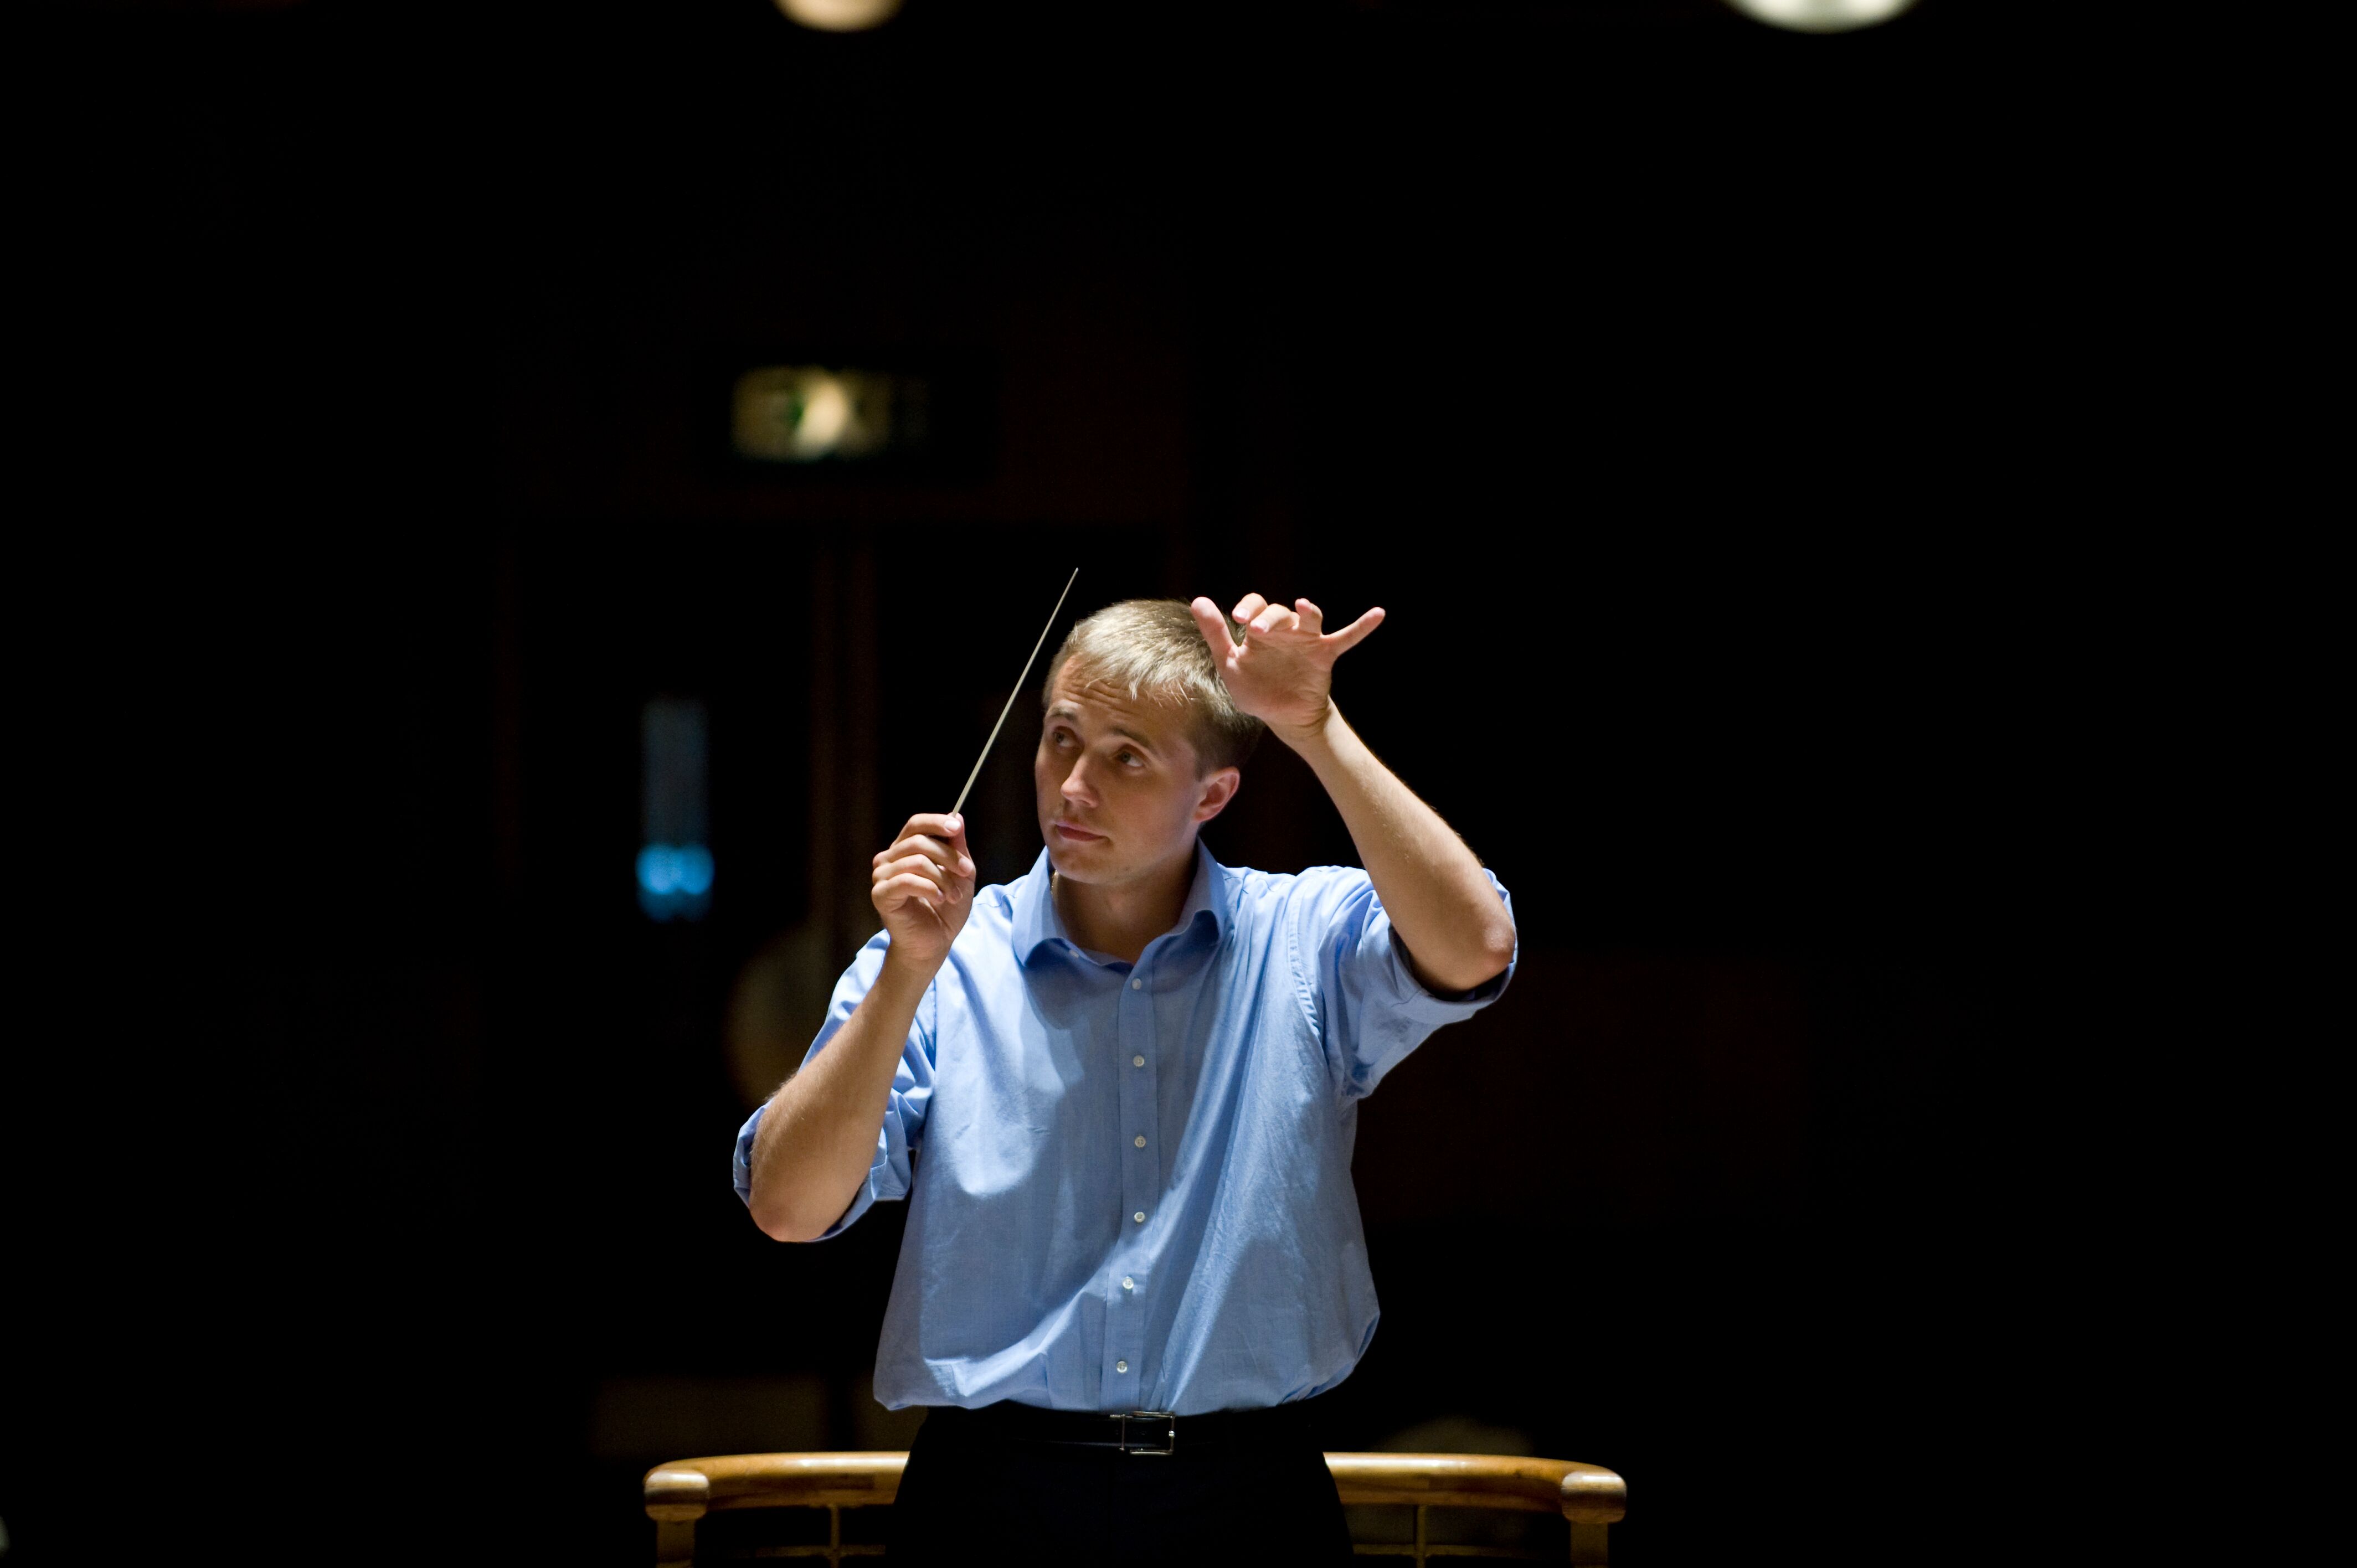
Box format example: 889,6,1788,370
775,0,903,32
1723,0,1917,33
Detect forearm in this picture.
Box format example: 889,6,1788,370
746,951,932,1242
1283,704,1515,992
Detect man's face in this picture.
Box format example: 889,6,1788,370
1035,664,1239,888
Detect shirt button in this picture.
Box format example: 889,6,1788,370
1115,1360,1129,1373
1133,1211,1146,1224
1130,977,1143,990
1133,1134,1147,1148
1133,1055,1145,1067
1121,1276,1135,1290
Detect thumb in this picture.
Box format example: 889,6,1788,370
1324,606,1386,654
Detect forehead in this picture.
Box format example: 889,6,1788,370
1043,666,1197,753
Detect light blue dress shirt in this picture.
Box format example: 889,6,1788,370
733,843,1514,1415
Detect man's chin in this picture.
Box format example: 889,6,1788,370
1045,844,1105,881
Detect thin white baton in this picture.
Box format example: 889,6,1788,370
951,568,1079,817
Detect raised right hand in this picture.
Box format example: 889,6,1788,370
871,812,977,972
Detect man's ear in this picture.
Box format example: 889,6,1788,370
1193,766,1242,824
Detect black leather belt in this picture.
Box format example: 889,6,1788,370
930,1399,1318,1457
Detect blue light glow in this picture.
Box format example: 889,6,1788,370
637,842,714,920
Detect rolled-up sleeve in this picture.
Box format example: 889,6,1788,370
732,931,936,1238
1286,865,1516,1099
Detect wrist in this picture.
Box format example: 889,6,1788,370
877,944,944,994
1272,699,1340,755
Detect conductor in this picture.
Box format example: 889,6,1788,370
735,593,1519,1564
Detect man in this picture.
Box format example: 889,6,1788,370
735,592,1517,1564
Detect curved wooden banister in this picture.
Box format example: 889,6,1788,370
646,1452,908,1517
1326,1453,1627,1524
644,1450,1625,1523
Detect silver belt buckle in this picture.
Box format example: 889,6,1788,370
1118,1410,1177,1456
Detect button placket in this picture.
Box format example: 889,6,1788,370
1107,960,1155,1404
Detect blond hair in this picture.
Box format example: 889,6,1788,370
1043,599,1265,773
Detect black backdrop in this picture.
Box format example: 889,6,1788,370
13,2,2083,1564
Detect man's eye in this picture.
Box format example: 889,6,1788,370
1118,750,1139,766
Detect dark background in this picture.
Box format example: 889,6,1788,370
15,1,2081,1563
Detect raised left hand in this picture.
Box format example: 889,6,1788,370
1188,593,1385,741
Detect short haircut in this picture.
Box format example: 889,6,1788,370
1043,599,1266,774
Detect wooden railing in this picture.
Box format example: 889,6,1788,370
645,1450,1627,1565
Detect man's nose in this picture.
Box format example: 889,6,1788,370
1060,760,1096,803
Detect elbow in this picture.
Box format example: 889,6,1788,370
1483,916,1517,974
1449,919,1517,992
754,1211,825,1245
748,1191,827,1245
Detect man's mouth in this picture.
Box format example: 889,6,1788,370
1052,821,1105,843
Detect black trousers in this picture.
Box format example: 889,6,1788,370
888,1401,1355,1566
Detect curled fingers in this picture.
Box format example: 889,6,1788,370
1250,603,1300,635
875,852,966,904
876,838,975,884
874,870,952,917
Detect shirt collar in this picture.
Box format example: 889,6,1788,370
1012,839,1231,967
